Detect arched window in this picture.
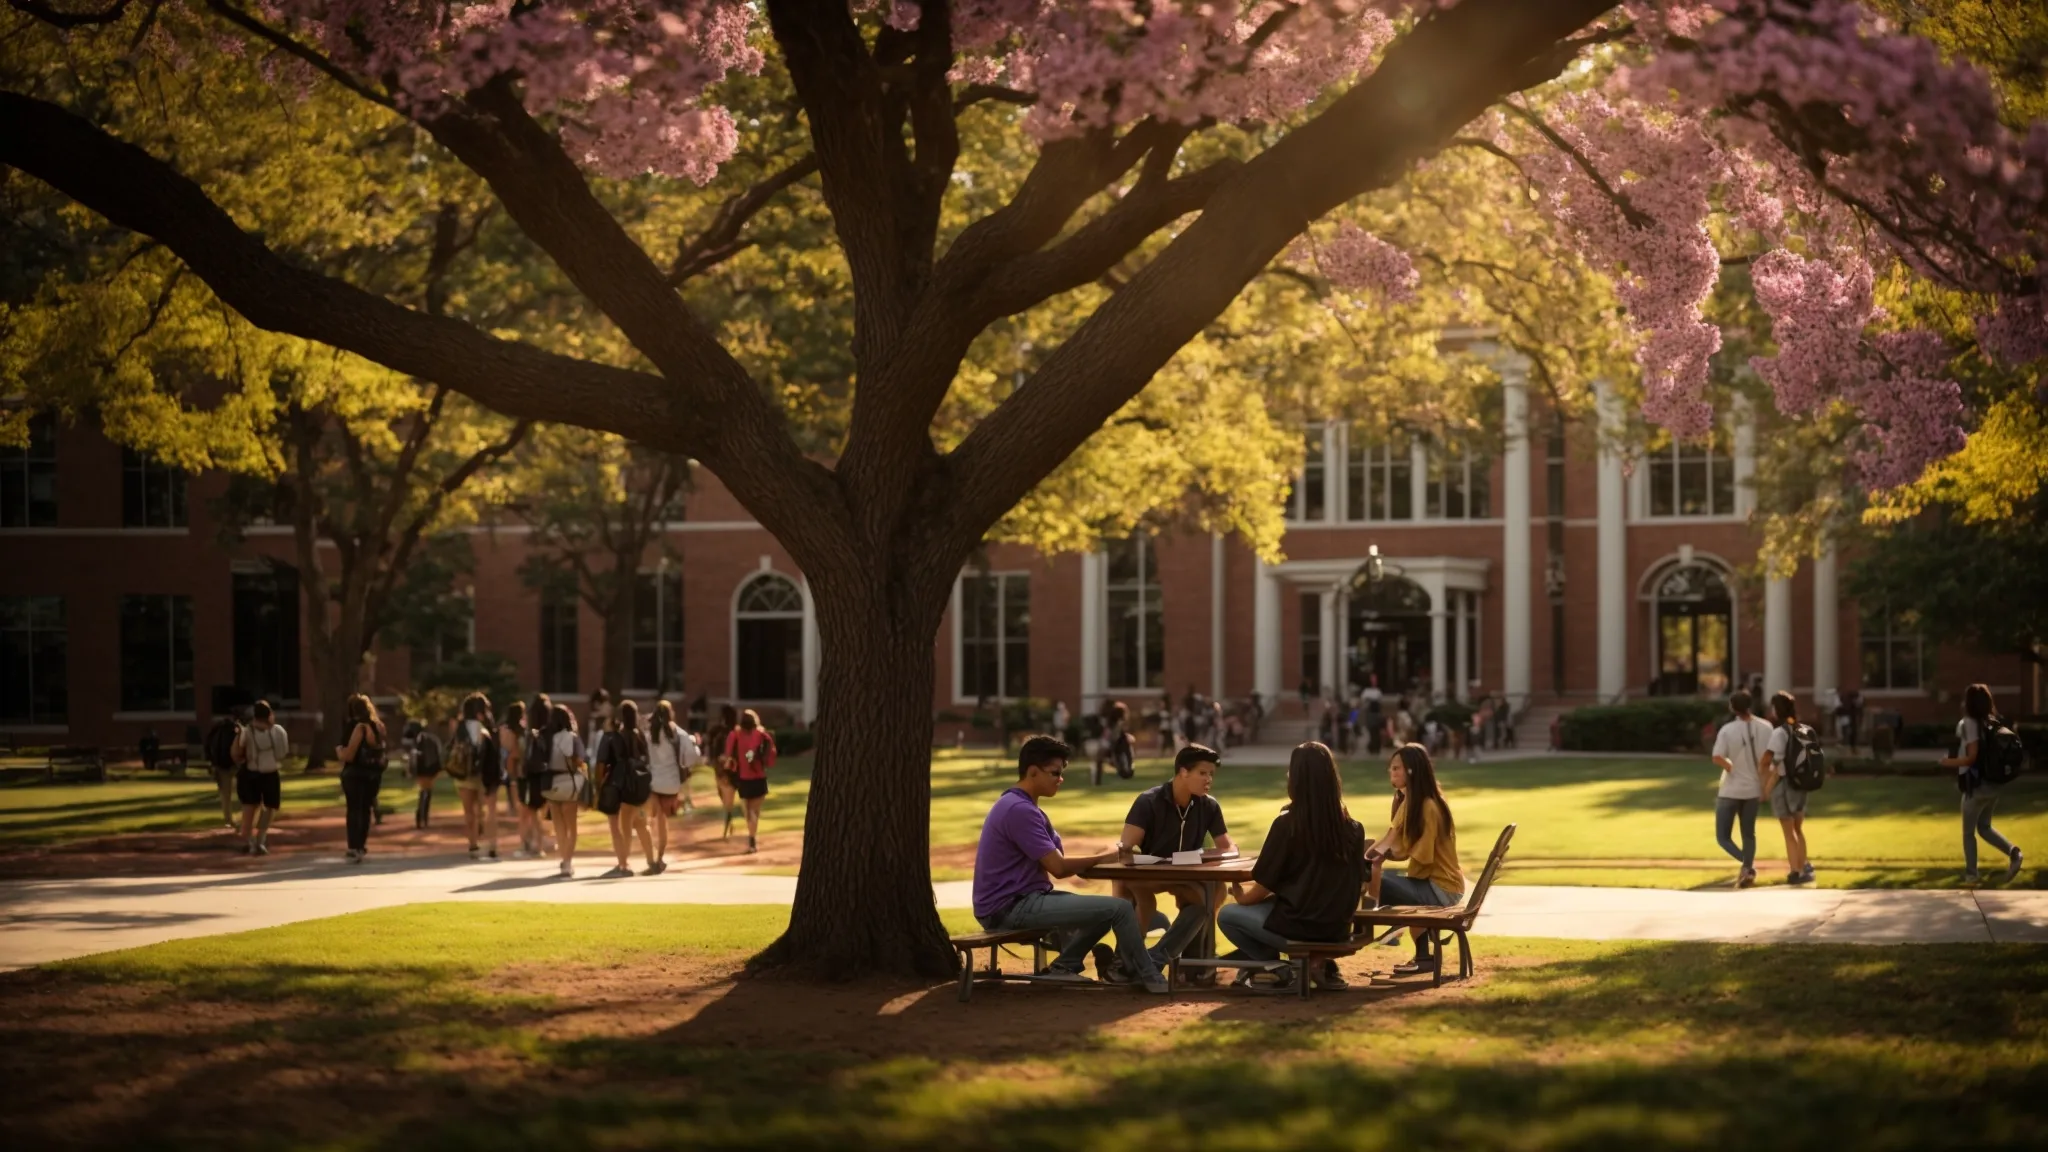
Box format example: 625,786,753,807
1645,559,1734,696
735,574,804,701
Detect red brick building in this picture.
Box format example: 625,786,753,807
3,367,2034,750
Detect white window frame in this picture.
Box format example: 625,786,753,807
951,571,1031,703
1859,601,1925,692
1424,441,1492,521
1635,425,1738,521
730,571,806,706
1104,534,1164,693
1285,423,1334,524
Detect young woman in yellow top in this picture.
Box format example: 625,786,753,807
1367,743,1465,976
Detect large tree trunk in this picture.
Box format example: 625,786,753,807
755,576,956,979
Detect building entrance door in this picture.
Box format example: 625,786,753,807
1652,562,1732,696
1347,576,1432,698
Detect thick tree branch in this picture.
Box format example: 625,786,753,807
666,152,820,286
1502,100,1655,230
0,90,690,452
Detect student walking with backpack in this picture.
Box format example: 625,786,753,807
542,704,589,879
645,699,698,874
406,719,442,828
1710,691,1772,888
451,693,501,861
707,703,740,839
723,708,775,854
515,694,554,858
203,709,244,830
1939,684,2027,885
234,701,289,856
595,699,657,878
334,695,387,864
498,701,528,853
1760,691,1824,885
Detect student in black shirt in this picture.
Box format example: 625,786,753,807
1110,744,1237,975
1219,741,1367,992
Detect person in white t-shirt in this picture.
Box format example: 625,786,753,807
233,700,289,856
1710,690,1772,888
643,699,700,875
1759,691,1816,886
1938,684,2025,884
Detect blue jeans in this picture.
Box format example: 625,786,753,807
1964,783,2015,873
1217,901,1288,961
1378,873,1458,908
1715,796,1759,868
1137,884,1214,967
983,891,1161,981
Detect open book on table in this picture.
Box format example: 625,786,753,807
1129,849,1243,865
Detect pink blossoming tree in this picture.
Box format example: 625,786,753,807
4,0,2043,976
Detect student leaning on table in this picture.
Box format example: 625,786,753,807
971,735,1170,994
1218,741,1366,992
1365,743,1466,977
1107,743,1239,980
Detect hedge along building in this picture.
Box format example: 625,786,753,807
5,359,2035,754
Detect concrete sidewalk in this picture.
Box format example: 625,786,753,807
3,851,2045,970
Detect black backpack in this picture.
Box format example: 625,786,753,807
353,723,387,773
1783,722,1827,792
1977,715,2029,787
204,718,241,771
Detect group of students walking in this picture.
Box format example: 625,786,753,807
973,735,1464,994
1709,682,2027,887
205,691,778,876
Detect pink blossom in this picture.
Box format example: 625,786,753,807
1297,224,1419,305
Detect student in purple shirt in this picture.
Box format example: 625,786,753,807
973,736,1168,993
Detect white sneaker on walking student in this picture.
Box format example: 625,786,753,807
558,859,575,879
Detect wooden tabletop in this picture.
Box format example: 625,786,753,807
1083,857,1259,883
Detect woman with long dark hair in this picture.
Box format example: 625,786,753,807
1218,741,1367,992
453,692,499,860
723,708,775,854
516,693,554,858
543,703,588,879
596,699,656,879
1368,743,1466,976
708,703,740,838
1939,684,2026,884
333,694,387,864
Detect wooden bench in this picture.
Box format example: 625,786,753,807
44,746,106,784
949,928,1052,1002
1353,823,1516,987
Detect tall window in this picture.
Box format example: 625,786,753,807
1860,602,1925,690
1647,430,1735,517
1,413,58,528
959,573,1030,700
632,569,684,692
1106,535,1164,690
735,573,804,701
120,594,194,712
1286,426,1328,522
1299,592,1321,689
538,589,579,694
232,567,300,705
1425,444,1492,519
122,448,187,528
1344,437,1413,522
0,597,66,725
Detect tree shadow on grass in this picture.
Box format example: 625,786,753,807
9,941,2048,1151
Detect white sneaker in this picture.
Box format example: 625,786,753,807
558,861,574,879
511,848,537,860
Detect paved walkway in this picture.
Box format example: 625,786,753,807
3,851,2044,970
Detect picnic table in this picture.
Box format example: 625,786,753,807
1081,855,1258,962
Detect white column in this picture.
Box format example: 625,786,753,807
1430,607,1449,703
1765,568,1794,698
1453,591,1471,703
1812,542,1838,705
1253,557,1281,704
800,581,820,723
1210,533,1226,698
1502,361,1533,707
1596,379,1629,702
1080,552,1105,713
1733,394,1757,518
1322,424,1341,522
1409,440,1428,521
1317,590,1339,697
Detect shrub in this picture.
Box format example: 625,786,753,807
1561,698,1727,753
774,728,814,756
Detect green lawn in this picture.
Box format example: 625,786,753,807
10,904,2046,1150
7,751,2043,888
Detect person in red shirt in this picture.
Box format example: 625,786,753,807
724,708,775,854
